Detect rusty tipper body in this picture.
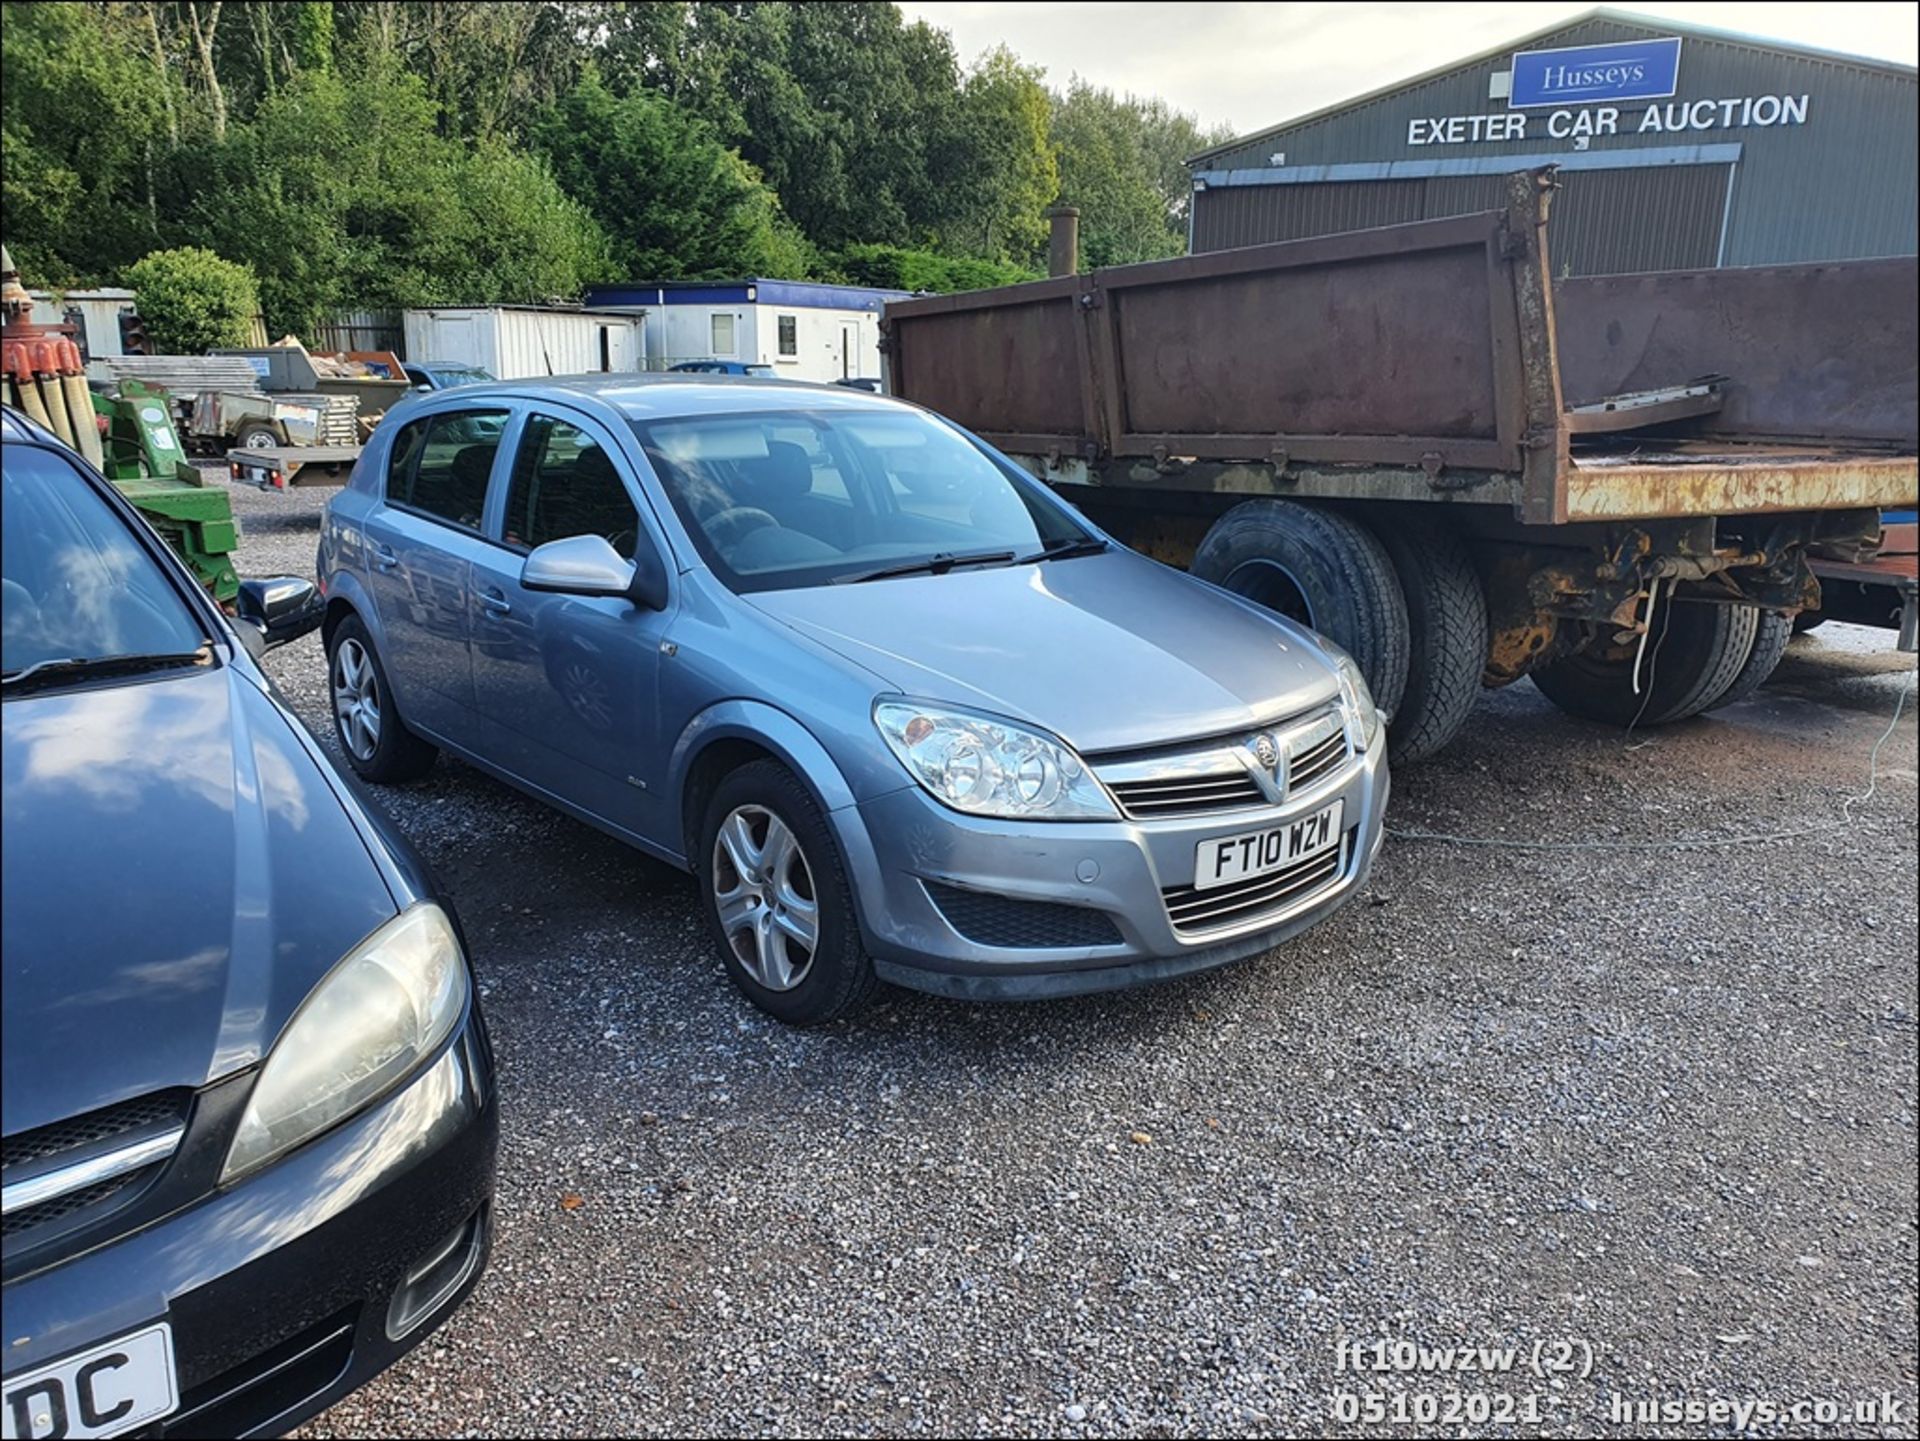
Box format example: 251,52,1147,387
883,168,1918,755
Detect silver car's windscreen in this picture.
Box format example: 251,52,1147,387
629,409,1092,593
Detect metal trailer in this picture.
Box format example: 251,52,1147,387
882,168,1918,759
227,443,362,492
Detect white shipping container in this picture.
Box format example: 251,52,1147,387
401,307,645,380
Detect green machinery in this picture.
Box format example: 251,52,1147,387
92,381,242,606
2,243,241,606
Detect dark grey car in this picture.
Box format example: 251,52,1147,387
317,376,1389,1024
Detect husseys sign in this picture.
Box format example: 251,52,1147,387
1406,35,1812,147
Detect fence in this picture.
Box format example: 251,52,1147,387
311,309,405,358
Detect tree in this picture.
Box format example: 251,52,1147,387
124,246,259,352
1,2,168,283
832,244,1034,293
190,62,611,331
932,47,1057,265
1048,81,1231,267
534,70,813,280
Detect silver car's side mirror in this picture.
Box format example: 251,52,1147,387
521,535,635,598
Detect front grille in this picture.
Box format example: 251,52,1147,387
1288,729,1347,792
1,1170,152,1238
3,1089,189,1245
925,881,1124,949
169,1307,358,1439
1109,772,1266,817
3,1091,186,1172
1162,831,1352,936
1095,707,1353,822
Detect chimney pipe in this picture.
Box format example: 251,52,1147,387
1046,206,1080,278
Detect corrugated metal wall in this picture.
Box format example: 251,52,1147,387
1191,166,1727,275
1191,15,1916,272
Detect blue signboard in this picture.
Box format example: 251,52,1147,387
1509,36,1682,109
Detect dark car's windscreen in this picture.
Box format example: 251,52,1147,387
3,445,208,676
629,409,1091,592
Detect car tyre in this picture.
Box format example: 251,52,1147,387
1376,525,1488,763
1190,499,1412,718
326,614,438,782
699,760,877,1026
1531,594,1758,727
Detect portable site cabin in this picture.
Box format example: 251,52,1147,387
584,280,912,384
401,306,647,381
28,288,139,362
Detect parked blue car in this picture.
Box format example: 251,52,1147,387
2,407,495,1438
316,376,1388,1024
403,361,496,392
668,359,778,378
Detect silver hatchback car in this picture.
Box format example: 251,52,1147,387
317,376,1389,1023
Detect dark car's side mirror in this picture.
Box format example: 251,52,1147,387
235,576,324,651
521,535,669,612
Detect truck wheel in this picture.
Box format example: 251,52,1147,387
1191,500,1411,718
1531,595,1758,728
235,420,285,450
1375,526,1488,763
326,615,438,782
1705,609,1791,712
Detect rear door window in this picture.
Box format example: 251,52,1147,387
385,410,508,531
501,415,641,559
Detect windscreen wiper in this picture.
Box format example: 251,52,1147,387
2,645,212,692
1016,537,1109,564
834,550,1018,584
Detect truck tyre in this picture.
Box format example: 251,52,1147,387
1375,526,1488,763
1705,609,1791,712
235,420,285,450
1531,595,1758,728
326,615,438,783
1191,500,1411,718
699,760,878,1026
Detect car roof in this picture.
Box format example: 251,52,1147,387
416,372,910,422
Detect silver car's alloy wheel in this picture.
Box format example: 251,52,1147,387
332,637,381,761
711,805,818,992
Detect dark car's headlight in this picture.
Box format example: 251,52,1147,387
222,903,469,1182
875,700,1117,821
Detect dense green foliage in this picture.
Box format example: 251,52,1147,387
831,245,1036,293
2,2,1232,334
122,246,260,352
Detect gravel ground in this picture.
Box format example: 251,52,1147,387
221,475,1918,1438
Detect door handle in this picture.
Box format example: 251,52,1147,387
478,589,513,618
371,542,398,572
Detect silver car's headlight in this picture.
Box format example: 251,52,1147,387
875,701,1117,821
1324,645,1382,753
222,903,469,1182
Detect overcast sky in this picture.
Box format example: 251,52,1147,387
897,2,1920,135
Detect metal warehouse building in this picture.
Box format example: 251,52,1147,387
1187,8,1917,275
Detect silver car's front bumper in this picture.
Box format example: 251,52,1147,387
839,742,1389,1000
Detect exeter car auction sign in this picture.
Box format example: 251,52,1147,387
1406,35,1812,147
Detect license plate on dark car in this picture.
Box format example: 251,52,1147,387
2,1324,176,1440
